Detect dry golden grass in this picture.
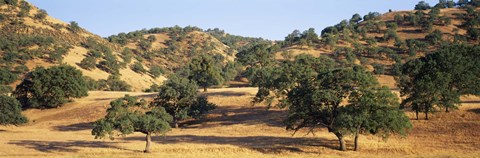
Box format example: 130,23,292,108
1,88,479,158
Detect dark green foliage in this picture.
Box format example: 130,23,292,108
131,61,147,74
425,29,443,44
79,56,97,70
13,65,29,74
222,61,241,83
69,21,81,33
149,65,164,78
92,95,172,153
284,67,411,151
13,65,88,109
467,28,480,40
350,13,363,24
120,48,133,64
83,76,100,91
394,14,404,24
0,85,12,95
98,75,132,91
372,63,385,74
4,0,18,6
98,52,120,74
363,12,381,21
144,83,160,92
185,54,223,91
398,44,480,119
34,9,47,20
283,28,319,47
151,75,216,128
415,1,431,10
0,95,27,126
0,68,18,84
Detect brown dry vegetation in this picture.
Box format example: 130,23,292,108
1,88,479,158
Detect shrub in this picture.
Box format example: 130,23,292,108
34,9,48,20
79,56,97,70
149,65,165,78
131,61,147,74
372,63,385,74
13,65,88,109
0,68,18,84
0,95,28,126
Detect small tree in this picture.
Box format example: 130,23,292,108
149,65,164,78
131,61,147,74
0,95,28,126
186,54,223,92
150,76,216,128
13,65,88,109
34,9,48,20
0,68,18,84
79,56,97,70
415,1,431,10
92,95,172,153
69,21,81,33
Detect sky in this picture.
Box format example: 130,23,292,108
28,0,439,40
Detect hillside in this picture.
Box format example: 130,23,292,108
273,6,480,88
0,1,268,91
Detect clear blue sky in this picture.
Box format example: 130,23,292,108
29,0,438,40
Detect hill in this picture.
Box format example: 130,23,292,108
0,1,268,91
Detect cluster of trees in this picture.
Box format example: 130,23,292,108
237,41,412,151
80,37,121,74
397,44,480,119
281,28,319,47
92,75,216,152
107,26,203,46
13,65,89,109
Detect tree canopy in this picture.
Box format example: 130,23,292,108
151,75,216,128
92,95,172,153
0,95,28,126
184,54,223,92
398,44,480,119
13,65,88,109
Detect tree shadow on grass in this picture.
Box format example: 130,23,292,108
203,91,251,97
53,122,93,131
124,135,340,154
8,140,132,153
467,108,480,114
182,106,286,128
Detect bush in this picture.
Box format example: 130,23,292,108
415,1,431,10
372,63,385,74
69,21,81,33
425,30,443,44
0,85,12,95
98,75,132,91
13,65,88,109
144,83,160,92
131,61,147,74
0,68,18,84
79,56,97,70
34,9,48,20
13,65,29,74
149,65,164,78
0,95,28,126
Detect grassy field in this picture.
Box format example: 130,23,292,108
0,88,479,158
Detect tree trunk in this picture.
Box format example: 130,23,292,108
446,106,449,113
144,133,152,153
173,118,179,128
425,108,429,120
354,125,361,151
203,86,207,92
415,109,419,120
335,133,347,151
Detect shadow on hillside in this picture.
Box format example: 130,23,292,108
203,91,251,97
92,93,157,101
124,135,340,154
467,108,480,114
399,29,423,34
54,122,93,131
462,100,480,104
8,140,131,153
182,106,285,128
